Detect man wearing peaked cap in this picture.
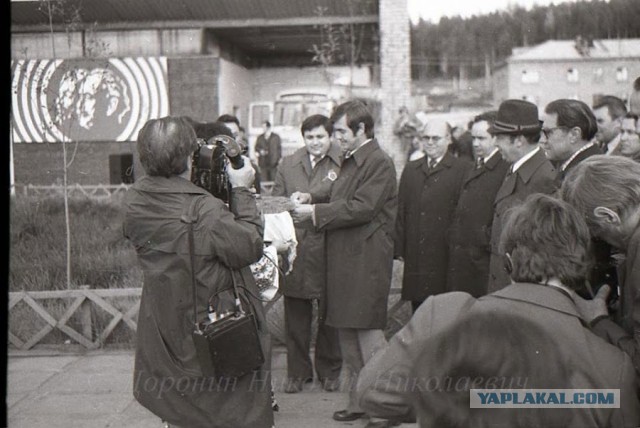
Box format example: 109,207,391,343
487,99,557,293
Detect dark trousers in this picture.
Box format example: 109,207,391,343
284,296,342,381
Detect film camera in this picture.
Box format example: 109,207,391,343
191,134,245,204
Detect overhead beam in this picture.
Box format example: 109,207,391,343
11,14,379,33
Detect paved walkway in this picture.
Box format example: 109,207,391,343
8,345,417,428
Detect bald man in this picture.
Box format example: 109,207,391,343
395,119,470,312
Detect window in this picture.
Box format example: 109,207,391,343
521,70,539,84
567,68,579,82
616,67,628,82
250,105,270,128
593,68,604,82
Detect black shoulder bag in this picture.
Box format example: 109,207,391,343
181,196,265,379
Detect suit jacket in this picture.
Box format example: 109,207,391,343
271,144,341,300
357,284,640,427
395,152,470,302
556,143,604,185
314,139,397,329
255,132,282,170
488,148,557,292
447,153,510,297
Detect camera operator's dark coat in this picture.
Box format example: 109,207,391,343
123,176,273,428
395,152,469,303
446,153,510,297
271,143,342,300
313,139,398,329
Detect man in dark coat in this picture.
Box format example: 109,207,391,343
291,100,397,428
272,114,342,393
539,98,617,293
396,118,469,312
487,99,557,293
446,111,509,297
255,120,282,181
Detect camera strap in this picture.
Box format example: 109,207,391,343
181,195,245,334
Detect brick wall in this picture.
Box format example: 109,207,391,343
379,0,411,179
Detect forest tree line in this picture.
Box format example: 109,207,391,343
410,0,640,80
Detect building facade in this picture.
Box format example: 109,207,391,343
493,38,640,109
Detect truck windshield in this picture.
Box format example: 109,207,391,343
273,100,334,127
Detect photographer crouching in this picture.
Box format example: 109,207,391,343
123,116,274,428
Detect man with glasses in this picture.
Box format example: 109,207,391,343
540,99,617,300
539,99,602,184
395,118,470,312
487,99,556,292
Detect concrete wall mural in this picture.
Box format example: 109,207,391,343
11,57,169,142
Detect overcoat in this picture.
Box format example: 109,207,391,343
255,132,282,171
357,284,640,427
487,148,556,292
123,176,273,428
314,139,397,329
395,152,469,302
446,153,510,296
271,144,341,299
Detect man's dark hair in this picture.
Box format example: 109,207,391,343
301,114,333,136
633,76,640,92
217,114,240,126
473,110,498,126
593,95,627,120
263,120,271,128
330,100,375,139
545,99,598,141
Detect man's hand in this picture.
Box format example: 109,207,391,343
227,156,255,188
291,204,314,223
291,192,312,204
572,284,611,323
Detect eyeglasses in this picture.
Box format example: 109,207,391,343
541,126,567,139
417,135,444,144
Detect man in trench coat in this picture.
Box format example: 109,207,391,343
271,114,342,393
292,100,398,428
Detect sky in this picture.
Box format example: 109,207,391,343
408,0,580,23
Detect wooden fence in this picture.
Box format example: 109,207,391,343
8,287,408,351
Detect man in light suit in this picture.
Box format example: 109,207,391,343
446,110,509,297
487,99,557,292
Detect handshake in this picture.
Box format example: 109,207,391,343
289,192,314,223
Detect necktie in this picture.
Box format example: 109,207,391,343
475,157,485,170
311,155,322,169
429,158,437,170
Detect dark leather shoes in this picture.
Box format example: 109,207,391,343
332,410,365,421
364,420,401,428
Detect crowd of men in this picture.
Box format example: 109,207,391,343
261,88,640,427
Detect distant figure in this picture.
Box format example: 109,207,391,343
396,118,470,312
593,95,627,155
446,110,509,297
448,124,474,162
487,99,557,292
630,77,640,116
620,113,640,162
255,121,282,181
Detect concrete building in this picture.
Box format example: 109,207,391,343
11,0,410,187
493,37,640,109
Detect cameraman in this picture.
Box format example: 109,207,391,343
123,116,274,428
